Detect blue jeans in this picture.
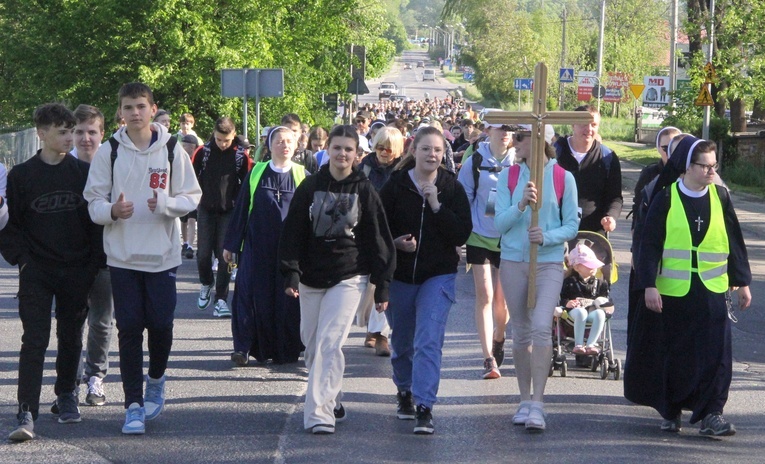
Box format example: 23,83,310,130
385,274,456,409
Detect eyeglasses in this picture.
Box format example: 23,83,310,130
660,145,669,152
375,146,393,154
692,162,719,173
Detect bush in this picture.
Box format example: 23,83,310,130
720,160,765,194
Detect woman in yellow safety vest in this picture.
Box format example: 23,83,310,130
222,126,307,367
636,137,751,437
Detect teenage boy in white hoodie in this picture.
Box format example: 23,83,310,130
84,82,201,435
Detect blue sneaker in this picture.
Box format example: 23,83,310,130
144,375,166,421
122,403,145,435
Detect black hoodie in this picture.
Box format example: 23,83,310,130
279,164,395,302
379,165,472,284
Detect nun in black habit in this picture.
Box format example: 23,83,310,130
627,137,752,436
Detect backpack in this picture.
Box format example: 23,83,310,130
507,163,566,207
108,136,176,195
471,152,503,200
555,139,614,177
196,142,249,185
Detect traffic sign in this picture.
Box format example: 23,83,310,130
514,78,534,90
703,62,717,83
559,68,574,83
592,85,606,98
695,84,714,106
577,71,597,101
629,84,646,99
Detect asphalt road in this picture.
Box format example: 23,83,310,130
1,53,765,462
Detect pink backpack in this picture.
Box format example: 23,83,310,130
507,163,566,207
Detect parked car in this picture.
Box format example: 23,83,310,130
378,82,399,99
416,60,425,68
403,63,412,70
422,69,436,81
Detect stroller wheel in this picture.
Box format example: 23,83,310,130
549,362,555,377
613,359,622,381
561,361,568,377
590,356,598,372
600,358,609,380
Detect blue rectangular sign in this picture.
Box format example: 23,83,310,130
514,78,533,90
559,68,575,83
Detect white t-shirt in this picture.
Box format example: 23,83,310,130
567,138,588,164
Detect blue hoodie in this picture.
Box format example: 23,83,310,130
457,141,514,239
493,159,579,262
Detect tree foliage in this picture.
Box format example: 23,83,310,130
442,0,674,110
0,0,397,137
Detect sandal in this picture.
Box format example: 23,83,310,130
525,401,546,431
585,345,600,355
512,401,532,425
572,345,586,355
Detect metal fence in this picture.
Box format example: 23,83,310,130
0,127,39,169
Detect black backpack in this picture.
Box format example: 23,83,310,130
471,151,503,200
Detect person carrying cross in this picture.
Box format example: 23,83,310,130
494,123,579,432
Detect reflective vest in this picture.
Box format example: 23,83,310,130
247,161,306,216
655,183,729,296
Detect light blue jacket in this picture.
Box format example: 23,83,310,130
457,141,515,238
494,159,580,262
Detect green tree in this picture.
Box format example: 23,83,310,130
0,0,396,136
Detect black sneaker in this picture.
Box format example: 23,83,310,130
414,405,434,435
333,403,347,423
85,376,106,406
492,338,506,367
396,391,416,420
699,412,736,437
9,406,35,442
660,413,681,433
51,399,59,416
231,351,249,367
183,245,194,259
57,392,81,424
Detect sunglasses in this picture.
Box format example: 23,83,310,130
514,132,531,142
375,146,393,154
661,145,669,152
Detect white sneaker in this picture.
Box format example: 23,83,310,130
213,299,232,318
212,258,218,272
197,284,212,310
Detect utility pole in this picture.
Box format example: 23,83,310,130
669,0,678,109
559,5,568,110
702,0,715,140
596,0,606,81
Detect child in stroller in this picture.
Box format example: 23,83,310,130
561,244,611,356
551,232,620,379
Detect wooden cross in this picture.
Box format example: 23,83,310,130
484,62,594,309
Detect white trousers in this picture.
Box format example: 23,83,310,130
300,275,368,429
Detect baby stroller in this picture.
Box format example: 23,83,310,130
550,231,621,380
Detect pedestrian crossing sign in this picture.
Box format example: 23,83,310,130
559,68,574,83
695,85,714,106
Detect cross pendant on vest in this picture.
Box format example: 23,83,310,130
275,189,282,203
694,216,703,232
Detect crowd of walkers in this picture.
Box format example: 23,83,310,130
0,83,752,442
